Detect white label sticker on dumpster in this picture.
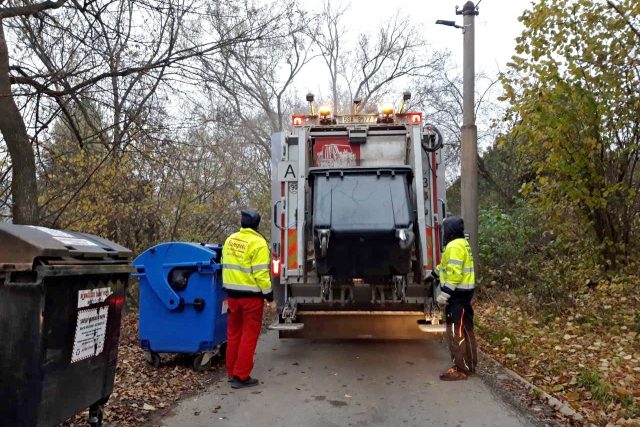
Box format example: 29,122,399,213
26,225,74,237
71,306,109,363
78,287,113,308
25,226,99,247
221,299,228,314
54,237,99,247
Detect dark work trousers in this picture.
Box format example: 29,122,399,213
445,292,478,374
226,297,264,380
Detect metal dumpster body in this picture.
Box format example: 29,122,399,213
134,242,227,370
0,224,132,427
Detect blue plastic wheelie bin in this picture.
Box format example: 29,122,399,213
133,242,227,371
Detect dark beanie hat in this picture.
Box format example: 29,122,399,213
442,216,465,246
241,209,261,230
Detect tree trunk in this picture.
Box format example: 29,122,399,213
0,21,39,224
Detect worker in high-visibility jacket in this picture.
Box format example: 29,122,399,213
222,209,273,389
430,216,477,381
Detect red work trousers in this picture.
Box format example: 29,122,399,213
226,297,264,381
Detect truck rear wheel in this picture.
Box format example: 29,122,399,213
272,277,285,308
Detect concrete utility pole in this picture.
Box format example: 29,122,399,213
436,2,480,260
457,1,479,261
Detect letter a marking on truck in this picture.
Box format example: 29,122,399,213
284,164,296,179
278,162,298,182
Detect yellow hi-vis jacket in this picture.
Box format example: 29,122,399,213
437,238,475,294
222,228,273,300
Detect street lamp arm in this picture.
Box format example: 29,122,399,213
435,19,464,30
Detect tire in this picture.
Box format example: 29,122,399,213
272,277,285,308
218,342,227,359
192,353,212,372
88,405,103,427
144,351,161,368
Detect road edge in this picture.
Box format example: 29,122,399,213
478,348,586,425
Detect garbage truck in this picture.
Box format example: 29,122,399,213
268,93,448,339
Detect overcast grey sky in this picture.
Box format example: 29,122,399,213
414,0,531,75
296,0,533,100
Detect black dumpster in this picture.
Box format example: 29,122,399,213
0,224,133,427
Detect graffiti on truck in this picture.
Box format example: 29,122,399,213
316,144,357,167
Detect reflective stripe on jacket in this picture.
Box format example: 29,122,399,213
222,228,272,297
437,237,475,294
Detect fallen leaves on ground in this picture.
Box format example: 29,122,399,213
61,313,222,427
476,276,640,426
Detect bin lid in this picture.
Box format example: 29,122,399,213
0,224,132,271
133,242,222,270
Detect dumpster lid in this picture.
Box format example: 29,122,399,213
0,224,132,271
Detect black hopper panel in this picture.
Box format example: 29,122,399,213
310,167,414,281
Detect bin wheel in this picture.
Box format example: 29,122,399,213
88,405,103,427
144,351,161,368
218,342,227,358
192,353,212,372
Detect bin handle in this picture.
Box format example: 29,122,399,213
161,261,221,275
273,200,283,230
144,265,182,311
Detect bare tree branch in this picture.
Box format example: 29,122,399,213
0,0,66,19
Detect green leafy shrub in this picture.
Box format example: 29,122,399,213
478,203,595,310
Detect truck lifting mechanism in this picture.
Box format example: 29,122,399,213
269,92,447,339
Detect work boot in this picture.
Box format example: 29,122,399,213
439,367,469,381
231,376,260,389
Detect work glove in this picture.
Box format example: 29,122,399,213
426,269,439,282
436,291,450,306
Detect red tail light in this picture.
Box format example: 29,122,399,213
292,115,305,126
271,258,281,276
409,113,422,124
111,295,125,308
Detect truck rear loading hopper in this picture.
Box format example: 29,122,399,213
269,97,447,339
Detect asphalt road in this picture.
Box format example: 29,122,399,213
162,331,534,427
